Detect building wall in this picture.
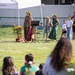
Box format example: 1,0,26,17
0,5,75,26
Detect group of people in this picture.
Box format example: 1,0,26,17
45,14,59,41
23,10,75,42
61,14,75,40
2,37,75,75
23,11,60,42
2,53,44,75
45,11,75,41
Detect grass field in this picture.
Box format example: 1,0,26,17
0,26,75,74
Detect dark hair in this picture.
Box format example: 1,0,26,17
2,56,15,75
39,63,44,70
50,37,72,72
25,53,34,68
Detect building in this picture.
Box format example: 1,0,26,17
0,0,75,25
41,0,75,5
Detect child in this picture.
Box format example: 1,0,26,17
2,56,18,75
66,15,73,40
45,17,52,41
35,63,44,75
20,53,38,75
61,19,67,37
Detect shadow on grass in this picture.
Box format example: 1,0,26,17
0,41,16,43
32,39,58,43
0,66,2,75
0,25,13,28
0,39,58,43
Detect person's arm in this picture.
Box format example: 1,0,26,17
50,22,53,27
24,17,26,29
55,19,60,26
30,16,33,21
71,20,73,27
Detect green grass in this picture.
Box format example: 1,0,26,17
0,26,75,74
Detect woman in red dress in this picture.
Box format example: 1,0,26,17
24,11,33,42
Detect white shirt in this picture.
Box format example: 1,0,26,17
62,24,67,30
66,20,73,27
42,57,74,75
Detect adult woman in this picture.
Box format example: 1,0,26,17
20,53,38,75
24,11,33,42
49,14,59,40
42,37,74,75
2,56,18,75
72,11,75,40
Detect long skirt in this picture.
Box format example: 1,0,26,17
49,26,57,40
24,26,32,41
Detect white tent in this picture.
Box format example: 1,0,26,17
16,0,41,9
0,0,18,9
0,0,41,25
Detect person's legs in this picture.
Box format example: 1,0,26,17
27,26,32,41
69,28,72,40
24,28,28,42
67,29,70,39
46,32,48,42
55,26,58,40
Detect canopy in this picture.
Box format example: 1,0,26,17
0,0,41,25
0,0,41,9
16,0,41,9
0,0,18,9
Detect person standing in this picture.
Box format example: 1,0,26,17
45,17,52,41
49,14,59,40
24,11,33,42
66,15,73,40
61,19,67,37
71,11,75,40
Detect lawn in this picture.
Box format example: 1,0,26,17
0,26,75,74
